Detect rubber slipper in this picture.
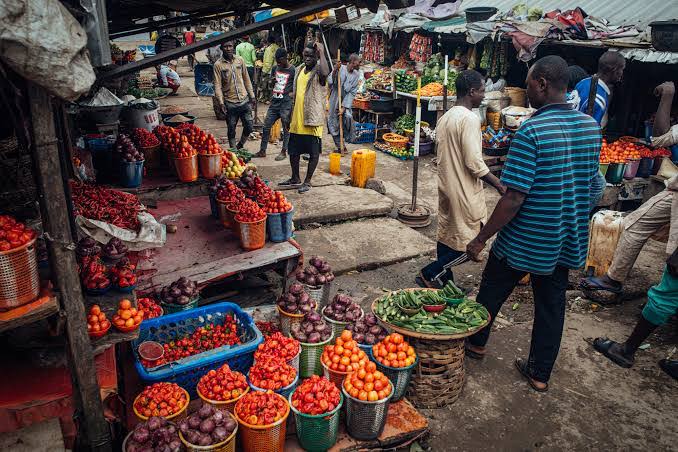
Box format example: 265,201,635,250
514,358,548,392
592,338,634,368
579,277,622,294
298,183,311,194
253,151,266,158
278,179,301,188
659,359,678,381
465,343,485,360
274,153,287,161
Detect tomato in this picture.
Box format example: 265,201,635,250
372,334,416,368
234,199,266,223
262,191,293,214
235,391,287,426
134,382,187,417
249,356,296,390
321,330,369,375
197,364,247,401
290,375,339,415
254,332,300,363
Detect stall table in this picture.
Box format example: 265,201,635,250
395,91,457,123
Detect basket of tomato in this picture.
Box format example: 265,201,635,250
234,199,267,251
263,191,294,243
234,390,289,452
138,296,163,320
197,364,249,414
248,356,298,399
321,330,370,388
0,215,39,309
342,361,394,440
253,332,301,373
371,333,417,401
289,375,343,451
171,137,199,182
133,382,190,421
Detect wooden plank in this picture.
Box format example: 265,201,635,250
0,294,59,334
86,291,139,355
27,84,112,451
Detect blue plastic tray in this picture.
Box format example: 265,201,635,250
133,302,263,396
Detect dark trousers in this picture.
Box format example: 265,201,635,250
260,102,292,153
420,242,469,287
225,101,254,148
468,251,569,383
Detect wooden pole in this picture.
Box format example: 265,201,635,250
336,48,344,154
27,84,112,452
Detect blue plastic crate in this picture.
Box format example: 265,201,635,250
351,122,376,144
132,302,263,397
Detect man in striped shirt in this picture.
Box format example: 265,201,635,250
465,55,602,392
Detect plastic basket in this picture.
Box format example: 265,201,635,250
277,305,304,337
342,384,393,441
289,391,343,452
120,160,144,188
321,361,352,389
216,199,232,227
160,296,199,314
636,157,653,178
133,387,190,421
351,123,376,144
266,208,294,243
197,385,249,414
303,283,331,308
179,410,238,452
299,336,332,378
237,217,266,251
287,347,301,374
235,393,290,452
322,306,363,341
173,155,199,182
372,353,418,402
198,153,223,178
624,159,640,179
605,162,626,184
248,372,298,399
132,302,264,397
0,238,40,310
87,138,115,184
141,144,163,170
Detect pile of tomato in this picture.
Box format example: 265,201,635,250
216,181,245,205
112,298,143,331
134,382,188,418
131,128,160,148
249,356,297,390
344,361,392,402
263,191,293,214
178,124,222,155
291,375,340,415
0,215,36,252
600,139,642,164
138,297,163,320
234,199,266,223
372,333,416,368
87,304,111,335
110,259,136,288
197,364,248,401
639,146,672,158
251,178,273,203
79,255,111,290
321,330,369,374
255,321,280,336
253,332,300,363
156,126,197,158
235,390,287,426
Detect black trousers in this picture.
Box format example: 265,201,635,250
468,250,569,383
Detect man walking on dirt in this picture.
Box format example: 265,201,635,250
213,40,255,149
465,56,602,392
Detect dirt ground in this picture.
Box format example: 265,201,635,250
128,51,677,451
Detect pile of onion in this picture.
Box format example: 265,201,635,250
291,311,332,343
345,313,388,345
161,276,199,306
323,294,363,323
125,416,181,452
277,283,316,315
295,256,335,287
178,403,237,447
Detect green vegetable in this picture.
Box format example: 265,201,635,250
394,114,416,133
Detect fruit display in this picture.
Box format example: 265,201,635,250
412,82,444,97
291,375,341,415
262,191,293,214
599,139,643,164
0,215,36,251
70,181,142,231
364,68,393,91
291,311,332,343
371,333,416,368
131,127,160,149
138,296,163,320
215,179,245,205
178,403,237,447
79,255,111,291
374,141,414,160
650,147,672,158
112,298,143,331
160,276,199,306
418,53,458,90
197,364,248,401
110,259,137,288
248,356,297,390
235,390,288,426
125,416,182,452
133,382,188,419
156,126,197,158
222,151,245,178
276,283,316,315
254,332,300,362
102,237,128,261
295,256,335,287
76,237,101,258
345,313,388,346
321,330,369,373
115,133,144,162
177,123,223,155
323,294,363,323
86,304,111,336
343,360,392,401
234,199,266,223
140,318,240,368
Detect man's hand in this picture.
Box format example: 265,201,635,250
654,81,675,98
466,236,486,262
667,249,678,277
314,41,325,55
496,184,507,196
220,104,227,115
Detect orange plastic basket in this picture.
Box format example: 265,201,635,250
133,387,190,421
383,133,408,150
216,199,233,229
173,154,199,182
235,393,290,452
236,217,266,251
198,152,223,178
0,238,40,310
197,385,249,414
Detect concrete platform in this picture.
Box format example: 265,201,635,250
294,217,436,274
288,185,394,226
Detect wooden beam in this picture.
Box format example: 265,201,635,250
27,84,112,452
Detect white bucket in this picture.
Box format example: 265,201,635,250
124,107,159,131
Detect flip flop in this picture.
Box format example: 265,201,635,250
278,178,301,188
465,343,485,360
592,338,634,368
579,277,622,294
514,358,548,392
274,153,287,161
659,359,678,381
298,183,311,193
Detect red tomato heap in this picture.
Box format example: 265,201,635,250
131,127,160,148
249,356,297,390
372,333,416,368
0,215,36,252
234,199,266,222
216,181,245,205
197,364,248,401
112,298,143,330
87,304,111,335
156,126,196,158
79,255,111,290
111,259,137,288
178,124,222,155
652,147,671,157
600,139,642,164
263,191,293,214
254,332,300,362
235,390,287,426
134,382,188,418
138,297,162,320
251,178,273,204
255,321,280,336
344,360,392,402
291,375,340,415
321,330,369,373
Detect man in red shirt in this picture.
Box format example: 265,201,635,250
183,27,196,70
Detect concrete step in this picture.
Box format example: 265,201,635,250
294,217,436,275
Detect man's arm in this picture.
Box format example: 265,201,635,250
667,247,678,277
242,59,255,101
316,42,330,85
653,82,675,137
467,189,526,260
481,173,507,195
212,62,224,107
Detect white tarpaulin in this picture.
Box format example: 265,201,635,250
0,0,95,100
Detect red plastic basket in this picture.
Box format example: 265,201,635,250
236,217,266,251
0,238,40,310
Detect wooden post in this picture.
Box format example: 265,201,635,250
27,83,112,452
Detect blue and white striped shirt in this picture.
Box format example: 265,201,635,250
492,103,602,275
574,77,611,127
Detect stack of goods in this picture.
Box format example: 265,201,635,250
124,416,182,451
234,199,266,223
364,68,393,91
295,256,335,289
177,124,222,155
216,179,245,205
371,333,416,369
343,359,392,402
321,330,370,377
360,31,389,64
178,404,237,448
409,33,432,63
236,169,269,199
289,375,343,451
70,181,142,231
222,151,246,178
234,391,288,430
482,127,512,149
394,70,417,93
159,276,199,311
112,298,143,332
87,304,111,338
159,105,188,117
131,128,160,149
155,126,197,159
391,55,409,69
254,332,300,367
291,375,340,415
290,311,332,344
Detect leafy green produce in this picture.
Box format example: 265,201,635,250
394,114,416,133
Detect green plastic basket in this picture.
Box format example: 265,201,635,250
160,296,199,314
299,336,331,378
288,392,343,452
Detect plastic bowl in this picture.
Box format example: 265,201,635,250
138,341,164,361
88,324,111,339
115,321,141,333
423,304,446,313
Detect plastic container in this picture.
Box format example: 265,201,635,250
286,347,302,375
636,157,653,178
194,63,216,96
277,305,304,337
605,162,626,184
266,208,294,242
623,159,640,179
329,152,342,175
599,163,609,176
173,154,199,182
209,193,219,219
87,137,115,183
350,149,377,188
236,217,266,251
132,302,264,397
226,204,240,233
341,384,393,441
652,156,666,175
323,306,363,340
119,160,144,188
672,144,678,162
125,105,159,132
372,353,418,402
179,410,238,452
141,144,163,170
321,361,351,390
249,372,298,399
234,392,289,452
133,388,190,421
289,391,343,452
417,139,434,156
198,153,223,178
197,385,249,414
0,238,40,310
299,336,332,378
351,123,376,144
160,296,199,314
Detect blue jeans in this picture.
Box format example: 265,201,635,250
420,242,469,287
590,170,606,212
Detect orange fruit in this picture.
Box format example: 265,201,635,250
124,318,135,327
119,299,132,310
90,305,101,315
368,391,378,401
340,330,352,342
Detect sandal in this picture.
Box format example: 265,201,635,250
659,359,678,381
278,178,301,188
298,183,311,194
514,358,548,392
592,338,634,368
274,153,287,161
253,151,266,158
579,277,622,294
465,343,486,360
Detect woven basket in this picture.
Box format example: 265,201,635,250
277,305,304,337
302,282,331,308
235,393,290,452
299,336,332,378
406,336,465,408
505,87,526,107
383,133,408,150
0,238,40,310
